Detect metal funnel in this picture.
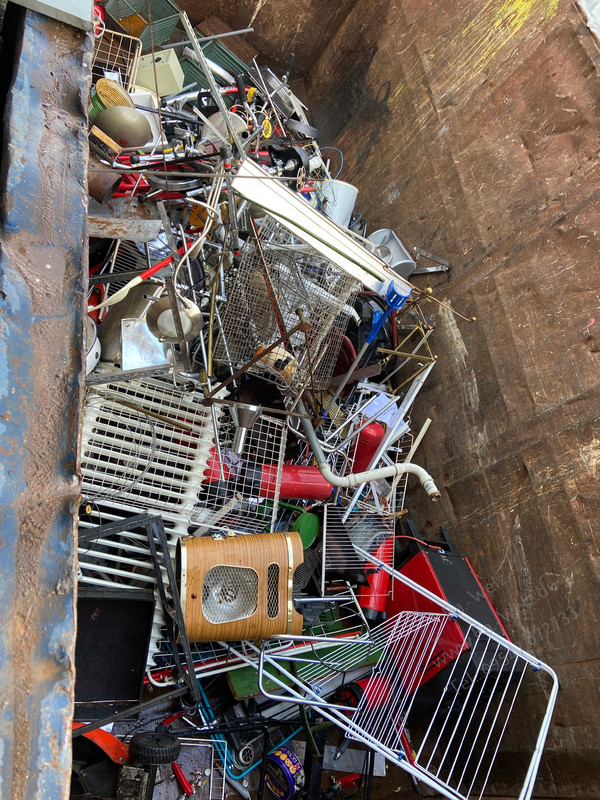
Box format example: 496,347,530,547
230,403,262,455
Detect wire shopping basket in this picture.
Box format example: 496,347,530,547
214,215,359,394
91,28,142,90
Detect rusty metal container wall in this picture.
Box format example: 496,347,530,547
0,9,90,799
304,0,600,794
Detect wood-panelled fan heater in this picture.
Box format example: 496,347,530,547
179,531,304,642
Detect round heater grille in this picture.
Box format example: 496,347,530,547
202,565,258,624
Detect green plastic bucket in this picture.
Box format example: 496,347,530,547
292,512,320,548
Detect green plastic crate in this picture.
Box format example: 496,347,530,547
106,0,180,53
179,54,215,90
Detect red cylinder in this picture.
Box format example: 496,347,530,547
203,452,333,500
339,674,392,711
265,464,333,501
357,534,394,621
349,422,386,474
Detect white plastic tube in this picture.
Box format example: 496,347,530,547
298,401,441,500
182,46,235,85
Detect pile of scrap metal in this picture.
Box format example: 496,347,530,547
75,7,558,800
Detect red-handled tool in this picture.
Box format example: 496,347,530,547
161,710,186,727
172,761,194,796
89,243,191,311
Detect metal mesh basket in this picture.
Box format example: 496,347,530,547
91,29,142,90
190,411,287,536
214,216,359,393
150,738,226,800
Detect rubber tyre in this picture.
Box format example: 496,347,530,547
129,732,181,765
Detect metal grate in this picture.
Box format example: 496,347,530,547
202,566,259,624
349,616,529,800
91,29,142,90
80,379,218,518
97,241,150,301
322,506,395,596
322,367,436,518
78,376,225,662
190,411,287,536
266,563,280,619
214,216,359,393
152,738,227,800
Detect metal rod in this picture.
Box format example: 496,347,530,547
202,396,313,419
71,686,189,737
88,167,302,182
89,269,152,284
163,27,255,48
250,57,285,133
180,11,245,156
90,394,193,432
164,274,193,374
206,270,219,378
250,217,290,343
86,364,182,386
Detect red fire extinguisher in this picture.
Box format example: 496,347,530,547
356,533,394,622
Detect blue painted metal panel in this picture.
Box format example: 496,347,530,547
0,9,90,799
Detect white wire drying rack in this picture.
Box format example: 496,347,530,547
222,549,558,800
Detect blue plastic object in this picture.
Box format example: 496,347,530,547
365,281,411,344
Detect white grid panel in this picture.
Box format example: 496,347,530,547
78,377,225,659
91,29,142,90
190,411,287,536
348,615,537,800
80,378,219,522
